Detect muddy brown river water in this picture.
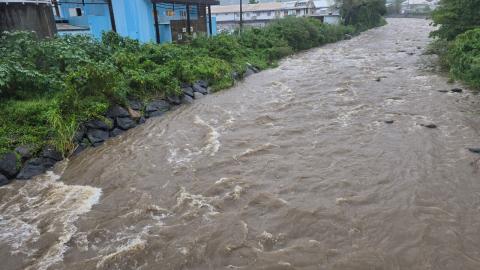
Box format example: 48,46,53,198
2,18,480,270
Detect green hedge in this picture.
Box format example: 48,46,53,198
0,17,369,156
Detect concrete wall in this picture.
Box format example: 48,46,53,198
0,3,56,38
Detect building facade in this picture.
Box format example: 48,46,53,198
54,0,218,43
212,0,340,32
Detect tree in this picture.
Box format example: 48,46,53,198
431,0,480,40
336,0,386,29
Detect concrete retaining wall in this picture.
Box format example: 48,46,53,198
0,3,57,38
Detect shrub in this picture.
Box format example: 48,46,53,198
448,28,480,88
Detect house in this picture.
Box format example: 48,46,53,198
400,0,438,14
211,0,339,32
311,0,340,24
53,0,218,43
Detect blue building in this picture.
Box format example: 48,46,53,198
53,0,218,43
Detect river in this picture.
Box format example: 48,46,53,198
1,18,480,270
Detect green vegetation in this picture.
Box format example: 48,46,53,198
428,0,480,88
338,0,387,31
0,15,383,157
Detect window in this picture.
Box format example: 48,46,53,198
166,9,175,16
68,7,83,17
180,10,187,17
267,11,271,16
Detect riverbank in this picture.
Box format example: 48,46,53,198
0,17,388,184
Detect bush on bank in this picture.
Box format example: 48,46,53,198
428,0,480,88
447,29,480,88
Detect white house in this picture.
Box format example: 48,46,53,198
311,0,340,24
212,0,339,32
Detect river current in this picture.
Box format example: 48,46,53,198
2,18,480,270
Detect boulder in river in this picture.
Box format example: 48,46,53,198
192,83,208,95
468,148,480,154
0,173,9,186
116,117,136,130
110,128,124,137
451,88,463,93
182,95,194,104
106,105,130,118
244,68,255,78
128,100,143,111
167,95,182,105
15,146,32,162
87,129,109,146
16,157,54,180
146,100,170,117
182,86,195,98
421,123,437,129
40,146,63,161
194,92,204,99
85,119,110,131
0,152,18,179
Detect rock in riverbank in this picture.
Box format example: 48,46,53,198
0,152,18,179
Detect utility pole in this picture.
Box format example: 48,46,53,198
239,0,243,32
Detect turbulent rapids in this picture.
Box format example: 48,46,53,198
2,19,480,270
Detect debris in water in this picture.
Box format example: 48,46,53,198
420,123,437,129
468,148,480,154
451,88,463,93
384,120,394,124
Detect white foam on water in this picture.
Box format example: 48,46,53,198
175,187,219,218
0,169,102,270
194,115,221,156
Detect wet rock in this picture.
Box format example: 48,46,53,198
194,92,204,99
128,100,143,111
40,146,63,161
345,34,353,40
72,143,88,156
196,80,208,88
0,174,9,186
244,68,255,77
87,129,109,146
384,120,394,124
73,126,86,143
421,123,437,129
375,77,382,82
0,152,18,179
127,107,141,120
231,71,239,80
146,100,170,117
116,117,136,130
182,86,194,98
167,95,182,105
138,116,146,124
182,95,194,104
85,119,110,131
407,52,415,56
110,128,124,137
106,105,129,118
15,146,32,162
468,148,480,154
192,83,208,95
16,158,52,180
438,90,449,93
451,88,463,93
